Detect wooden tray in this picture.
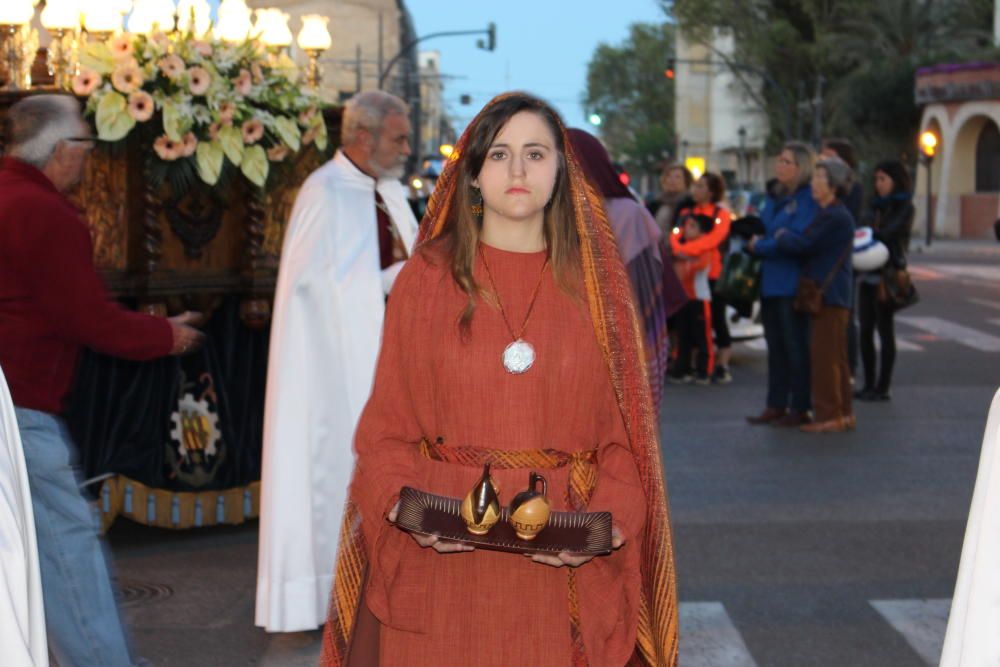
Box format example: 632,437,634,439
392,486,612,555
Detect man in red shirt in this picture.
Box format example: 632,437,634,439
0,94,202,666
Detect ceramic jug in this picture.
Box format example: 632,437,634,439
508,472,551,540
460,463,501,535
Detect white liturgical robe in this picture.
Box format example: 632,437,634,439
941,387,1000,666
255,151,418,632
0,364,47,666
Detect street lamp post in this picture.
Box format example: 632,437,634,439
378,23,495,90
919,130,938,247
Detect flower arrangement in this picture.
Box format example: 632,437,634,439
72,30,328,190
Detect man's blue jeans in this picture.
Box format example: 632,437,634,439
760,296,812,414
15,406,136,667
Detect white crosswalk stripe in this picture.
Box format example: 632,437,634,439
679,601,758,667
897,316,1000,352
870,598,951,666
968,297,1000,313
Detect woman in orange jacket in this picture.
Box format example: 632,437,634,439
670,172,733,383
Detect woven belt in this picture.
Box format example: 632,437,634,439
418,437,598,510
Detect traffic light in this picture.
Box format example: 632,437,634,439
477,22,496,51
664,57,676,80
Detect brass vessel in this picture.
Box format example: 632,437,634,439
508,472,551,540
460,463,501,535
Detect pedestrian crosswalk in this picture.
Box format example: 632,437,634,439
258,598,953,666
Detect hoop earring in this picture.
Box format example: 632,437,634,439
470,187,483,218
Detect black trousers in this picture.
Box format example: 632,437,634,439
708,279,732,349
858,281,896,392
674,299,714,376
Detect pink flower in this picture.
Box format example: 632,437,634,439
150,31,171,49
298,107,317,126
208,121,221,140
241,119,264,144
127,91,154,122
187,67,211,95
111,63,144,94
218,102,236,125
251,62,264,84
267,143,289,162
109,34,134,61
193,40,213,57
181,132,198,157
233,69,252,96
153,135,182,161
71,68,101,96
158,54,185,80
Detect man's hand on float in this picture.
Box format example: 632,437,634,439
388,501,475,553
168,311,205,355
528,525,625,568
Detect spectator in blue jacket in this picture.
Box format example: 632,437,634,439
774,158,856,433
746,141,818,427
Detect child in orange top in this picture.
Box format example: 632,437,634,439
669,214,715,384
670,172,734,383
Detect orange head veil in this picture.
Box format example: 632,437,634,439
322,92,678,666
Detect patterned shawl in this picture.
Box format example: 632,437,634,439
320,93,678,666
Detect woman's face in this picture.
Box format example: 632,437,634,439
661,168,687,194
474,111,560,224
874,170,894,198
775,149,801,188
811,168,833,203
691,176,710,204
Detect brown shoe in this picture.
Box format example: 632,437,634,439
746,407,786,425
772,411,812,427
842,415,856,431
800,418,848,433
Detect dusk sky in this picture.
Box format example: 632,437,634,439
404,0,667,132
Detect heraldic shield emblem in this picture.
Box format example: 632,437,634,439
166,373,225,489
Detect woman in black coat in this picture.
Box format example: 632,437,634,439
855,160,914,401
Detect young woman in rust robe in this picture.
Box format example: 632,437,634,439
320,93,678,666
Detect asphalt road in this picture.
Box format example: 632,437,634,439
104,240,1000,667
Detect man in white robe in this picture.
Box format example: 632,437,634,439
941,387,1000,666
255,91,419,632
0,363,47,667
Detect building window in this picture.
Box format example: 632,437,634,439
975,120,1000,193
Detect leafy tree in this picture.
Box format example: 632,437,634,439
583,22,676,178
664,0,997,165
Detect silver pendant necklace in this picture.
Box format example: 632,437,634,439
478,246,549,375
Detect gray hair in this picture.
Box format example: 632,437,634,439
5,95,84,169
782,140,816,190
341,90,409,146
815,156,853,199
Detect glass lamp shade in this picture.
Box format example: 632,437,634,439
297,14,331,51
214,0,253,43
0,0,35,25
175,0,211,36
127,0,176,34
82,1,127,32
40,0,81,30
254,8,292,47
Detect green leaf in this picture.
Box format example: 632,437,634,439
162,102,183,142
273,116,301,152
218,125,244,166
314,120,328,151
195,140,225,185
79,42,115,75
240,144,268,187
95,92,136,142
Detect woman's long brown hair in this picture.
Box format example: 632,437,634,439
419,93,581,335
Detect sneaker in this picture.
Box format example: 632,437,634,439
693,374,711,386
667,373,693,385
711,365,733,384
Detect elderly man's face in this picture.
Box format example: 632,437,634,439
48,120,94,193
368,112,411,179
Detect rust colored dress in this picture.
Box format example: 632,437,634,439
352,243,647,666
